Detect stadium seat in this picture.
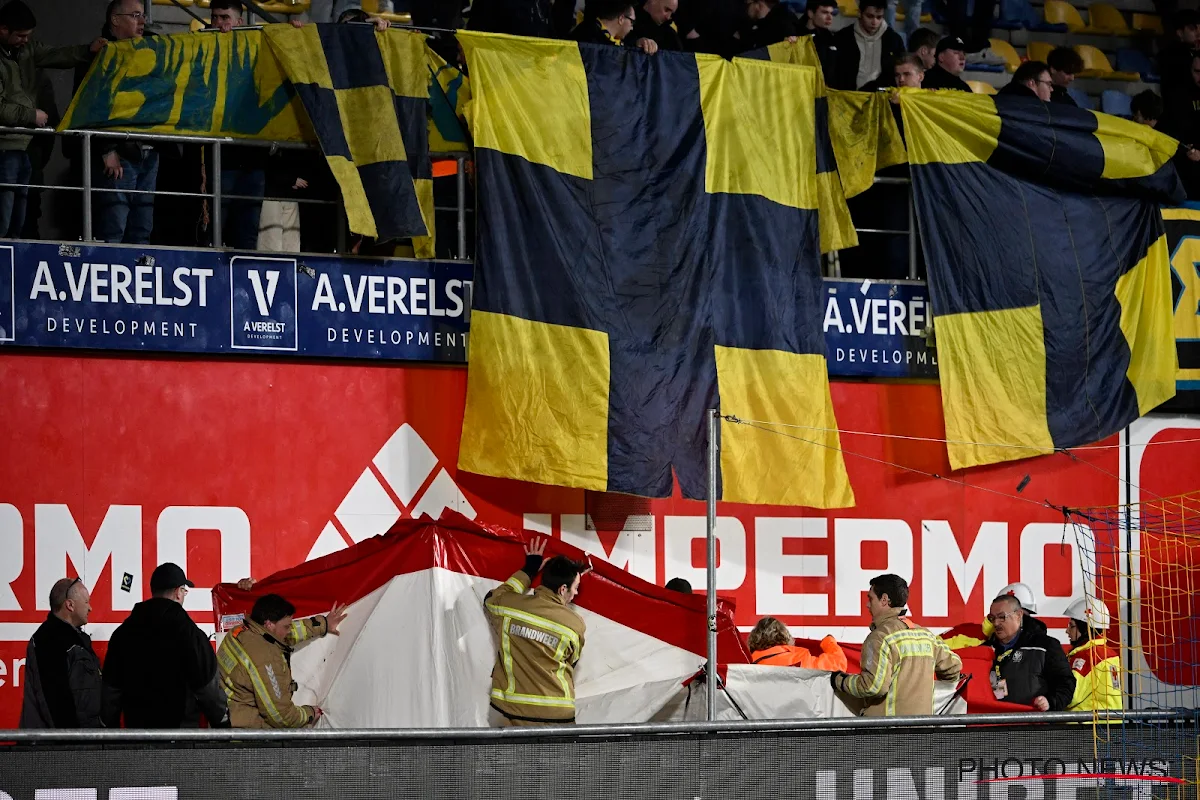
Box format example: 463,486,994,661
1068,87,1096,108
1116,48,1160,82
189,17,206,30
1132,13,1163,34
1043,0,1103,33
894,2,933,22
989,38,1022,72
1087,3,1131,35
967,80,998,94
1025,40,1053,63
1101,89,1133,116
839,0,859,17
1074,45,1140,80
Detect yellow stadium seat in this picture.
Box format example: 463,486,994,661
1132,12,1163,34
1087,3,1131,35
1025,41,1053,63
839,0,859,17
1043,0,1102,33
989,38,1022,73
1074,44,1140,80
967,80,998,94
189,17,206,31
255,0,312,13
196,0,209,7
376,11,412,22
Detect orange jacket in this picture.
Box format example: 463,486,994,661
750,635,848,672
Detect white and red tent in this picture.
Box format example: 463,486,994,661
212,513,968,726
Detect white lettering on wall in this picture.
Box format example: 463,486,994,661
557,515,656,584
663,516,746,591
156,506,251,612
834,519,914,616
1021,523,1095,617
35,505,142,612
921,521,1008,617
0,504,22,610
754,518,829,616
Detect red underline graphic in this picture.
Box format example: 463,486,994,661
975,774,1186,785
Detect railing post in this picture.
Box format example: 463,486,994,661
82,132,93,242
212,141,223,248
456,154,468,260
143,0,152,24
907,183,918,280
705,407,718,722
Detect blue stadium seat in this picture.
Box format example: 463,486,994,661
1116,48,1160,82
968,63,1008,73
1068,87,1097,108
1101,89,1133,117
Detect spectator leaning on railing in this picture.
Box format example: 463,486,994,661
833,0,904,90
804,0,839,83
626,0,682,53
0,0,104,238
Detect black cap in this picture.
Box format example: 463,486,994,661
936,36,966,55
150,562,195,593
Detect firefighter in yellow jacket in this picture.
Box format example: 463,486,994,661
217,592,348,728
831,574,963,716
486,538,588,727
1063,595,1123,714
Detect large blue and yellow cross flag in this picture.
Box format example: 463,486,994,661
902,91,1182,470
62,26,432,244
456,33,853,508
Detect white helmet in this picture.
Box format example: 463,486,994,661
997,582,1038,614
1064,596,1112,629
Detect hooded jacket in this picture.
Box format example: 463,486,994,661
987,614,1076,710
0,39,93,150
19,613,103,728
833,20,903,90
101,597,229,728
1066,637,1122,713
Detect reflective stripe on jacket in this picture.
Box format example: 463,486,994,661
751,636,848,671
216,616,327,729
486,570,586,723
841,609,963,717
1066,638,1123,714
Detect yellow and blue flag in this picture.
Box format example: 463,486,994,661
263,24,430,241
456,33,853,508
61,29,309,141
902,91,1182,470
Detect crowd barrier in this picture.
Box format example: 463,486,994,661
0,711,1195,799
0,126,472,260
0,126,919,277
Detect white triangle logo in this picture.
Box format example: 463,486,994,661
305,424,477,561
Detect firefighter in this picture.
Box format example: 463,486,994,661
830,573,962,716
1063,595,1122,714
486,537,588,727
217,592,348,728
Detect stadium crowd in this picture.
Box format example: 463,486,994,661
0,0,1193,270
18,550,1119,729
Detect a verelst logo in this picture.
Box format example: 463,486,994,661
230,256,298,351
306,424,476,560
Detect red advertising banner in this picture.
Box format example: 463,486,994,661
0,351,1197,726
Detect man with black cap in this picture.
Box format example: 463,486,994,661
101,562,230,728
921,36,971,91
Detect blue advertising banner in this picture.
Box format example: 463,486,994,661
0,241,939,378
0,241,472,362
822,278,938,378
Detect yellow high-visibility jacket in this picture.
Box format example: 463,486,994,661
217,616,327,729
485,570,586,724
1066,637,1123,713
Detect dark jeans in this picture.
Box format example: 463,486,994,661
219,167,265,251
0,149,31,238
95,150,160,244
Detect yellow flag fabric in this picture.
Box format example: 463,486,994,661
62,25,434,246
1161,208,1200,393
457,32,853,509
827,89,908,199
902,91,1180,470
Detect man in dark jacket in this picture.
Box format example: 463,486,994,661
732,0,799,55
19,578,104,728
1160,52,1200,200
1047,46,1082,106
986,593,1075,711
998,60,1052,101
1159,10,1199,115
101,563,230,728
920,35,970,91
627,0,683,52
0,0,104,237
573,0,644,46
803,0,839,85
833,0,904,90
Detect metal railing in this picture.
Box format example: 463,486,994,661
834,174,921,281
0,126,472,259
0,708,1192,743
